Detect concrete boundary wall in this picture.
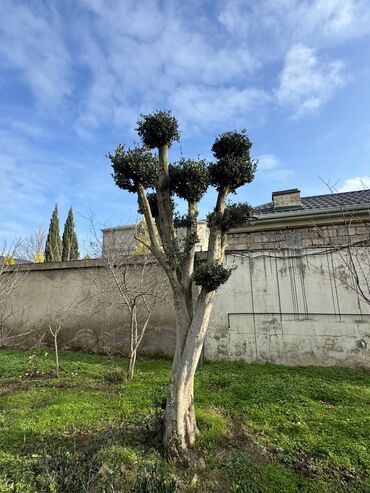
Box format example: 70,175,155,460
208,248,370,368
2,249,370,368
1,259,176,357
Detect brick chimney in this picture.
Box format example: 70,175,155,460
272,188,302,209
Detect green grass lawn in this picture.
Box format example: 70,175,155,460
0,349,369,492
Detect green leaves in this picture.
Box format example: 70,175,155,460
169,158,210,202
62,208,79,261
210,131,257,192
208,202,254,231
211,130,252,160
45,205,62,262
193,260,233,291
109,144,159,193
136,110,180,149
110,115,257,201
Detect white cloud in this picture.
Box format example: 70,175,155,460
0,120,136,243
73,0,368,132
255,154,294,186
218,0,370,56
72,0,260,134
0,153,49,237
170,86,270,131
337,176,370,192
1,0,367,133
276,44,347,117
0,123,92,243
0,1,72,108
258,154,280,170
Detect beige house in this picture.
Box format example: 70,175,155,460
102,188,370,256
102,221,210,258
227,188,370,251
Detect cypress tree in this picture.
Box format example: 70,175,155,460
62,208,80,261
45,205,62,262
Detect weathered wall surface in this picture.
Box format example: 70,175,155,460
1,260,176,357
208,248,370,368
2,248,370,368
227,222,370,251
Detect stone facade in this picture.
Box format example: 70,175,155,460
227,222,370,251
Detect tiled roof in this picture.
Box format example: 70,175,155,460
255,189,370,215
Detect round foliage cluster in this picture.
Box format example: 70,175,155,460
193,260,233,292
223,202,254,229
222,202,254,230
109,144,159,193
210,131,257,191
212,130,252,160
170,159,210,202
209,156,257,192
208,202,254,231
136,111,180,149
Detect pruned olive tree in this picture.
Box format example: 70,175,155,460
108,111,256,456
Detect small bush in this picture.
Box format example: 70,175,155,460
33,251,45,263
193,260,233,292
104,367,126,384
136,111,180,149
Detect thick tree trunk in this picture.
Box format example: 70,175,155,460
164,290,215,456
164,377,197,455
172,288,191,369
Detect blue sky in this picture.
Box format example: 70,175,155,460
1,0,370,249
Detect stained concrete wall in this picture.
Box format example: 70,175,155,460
1,260,176,357
2,248,370,368
208,248,370,368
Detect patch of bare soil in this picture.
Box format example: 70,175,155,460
0,379,30,397
24,369,60,378
289,450,362,487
